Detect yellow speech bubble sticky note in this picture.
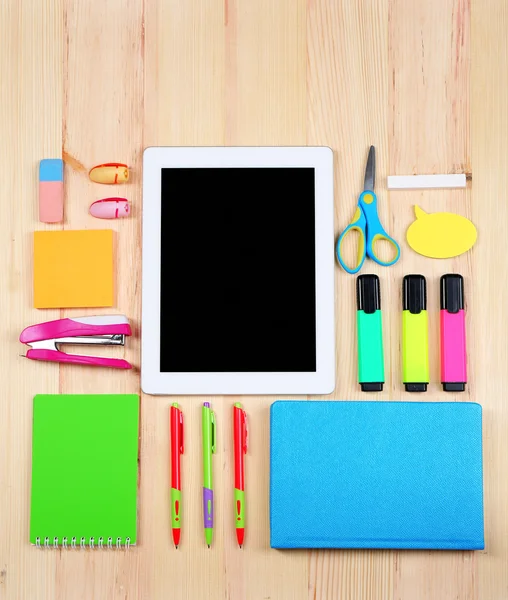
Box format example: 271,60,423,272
406,206,477,259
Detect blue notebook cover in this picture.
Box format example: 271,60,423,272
270,401,484,549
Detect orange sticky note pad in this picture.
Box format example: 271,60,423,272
34,230,114,308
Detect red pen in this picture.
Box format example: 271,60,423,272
233,402,247,548
440,274,467,392
170,403,184,548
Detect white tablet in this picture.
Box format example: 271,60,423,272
141,147,335,395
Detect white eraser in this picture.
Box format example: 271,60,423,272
387,174,467,190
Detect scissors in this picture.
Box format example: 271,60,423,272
336,146,400,274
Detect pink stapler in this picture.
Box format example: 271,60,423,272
20,315,132,369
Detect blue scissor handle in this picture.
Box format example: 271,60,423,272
359,191,400,267
336,203,368,274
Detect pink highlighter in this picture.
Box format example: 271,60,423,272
440,274,467,392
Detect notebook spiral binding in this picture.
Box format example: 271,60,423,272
35,536,131,549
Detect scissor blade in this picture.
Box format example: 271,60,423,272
364,145,375,191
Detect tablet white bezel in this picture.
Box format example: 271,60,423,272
141,146,335,395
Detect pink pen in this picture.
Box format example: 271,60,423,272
440,274,467,392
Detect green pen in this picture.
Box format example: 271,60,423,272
202,402,216,547
356,274,385,392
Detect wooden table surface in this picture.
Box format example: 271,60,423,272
1,0,507,599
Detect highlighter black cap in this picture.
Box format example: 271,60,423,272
440,274,464,313
403,274,427,314
356,274,381,314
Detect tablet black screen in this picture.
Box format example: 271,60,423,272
160,167,316,373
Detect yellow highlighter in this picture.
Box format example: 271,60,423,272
402,275,429,392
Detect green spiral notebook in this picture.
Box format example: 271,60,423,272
30,394,139,548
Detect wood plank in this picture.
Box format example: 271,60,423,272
388,1,475,598
142,1,226,598
223,2,308,598
307,1,393,596
472,1,508,599
0,0,63,598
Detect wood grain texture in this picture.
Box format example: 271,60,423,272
472,2,508,600
0,0,507,599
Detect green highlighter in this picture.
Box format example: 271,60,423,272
356,274,385,392
402,274,429,392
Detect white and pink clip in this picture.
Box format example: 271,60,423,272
20,315,132,369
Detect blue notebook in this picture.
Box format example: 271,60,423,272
270,401,484,549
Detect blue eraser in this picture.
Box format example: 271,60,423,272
39,159,64,182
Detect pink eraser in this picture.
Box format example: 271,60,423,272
39,159,64,223
39,181,64,223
